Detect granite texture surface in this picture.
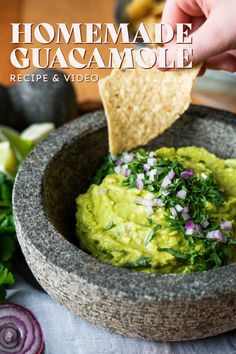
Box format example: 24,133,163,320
13,105,236,341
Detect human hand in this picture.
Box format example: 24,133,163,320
161,0,236,72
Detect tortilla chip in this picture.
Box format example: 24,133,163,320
99,61,200,154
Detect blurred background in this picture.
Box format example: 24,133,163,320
0,0,235,113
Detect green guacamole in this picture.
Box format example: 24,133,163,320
76,147,236,274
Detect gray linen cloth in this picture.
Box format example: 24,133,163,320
6,274,236,354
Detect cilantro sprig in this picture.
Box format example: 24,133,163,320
0,172,17,299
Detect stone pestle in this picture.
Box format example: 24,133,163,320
0,69,78,131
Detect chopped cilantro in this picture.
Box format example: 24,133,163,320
104,220,116,231
125,256,151,269
92,155,116,185
92,149,235,272
0,172,16,300
145,224,161,246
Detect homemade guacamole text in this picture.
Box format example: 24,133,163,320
76,147,236,273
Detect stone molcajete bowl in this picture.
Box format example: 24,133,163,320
13,105,236,341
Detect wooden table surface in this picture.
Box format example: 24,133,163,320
0,0,121,103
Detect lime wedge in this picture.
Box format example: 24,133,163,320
21,123,55,145
0,126,31,161
0,142,18,176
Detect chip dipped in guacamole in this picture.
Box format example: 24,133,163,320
75,147,236,274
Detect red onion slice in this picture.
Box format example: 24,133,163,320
0,303,44,354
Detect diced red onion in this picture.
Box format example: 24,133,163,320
161,175,172,189
134,198,153,207
168,169,175,181
147,157,157,166
153,198,164,207
220,221,233,231
115,159,123,166
201,220,210,228
201,173,208,180
185,220,195,230
148,169,158,176
0,303,44,354
162,190,170,196
123,152,134,163
181,212,191,221
114,166,121,174
135,179,144,190
170,207,177,218
177,189,187,200
195,224,203,235
186,228,195,236
175,204,183,213
181,206,190,221
137,173,145,180
182,206,189,213
206,230,227,243
143,163,150,172
147,169,158,181
145,206,154,215
122,163,128,170
180,169,195,180
185,220,203,235
123,169,131,177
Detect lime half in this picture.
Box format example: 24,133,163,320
21,123,55,145
0,126,31,161
0,142,18,177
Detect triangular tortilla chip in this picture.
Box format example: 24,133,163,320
99,61,199,154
